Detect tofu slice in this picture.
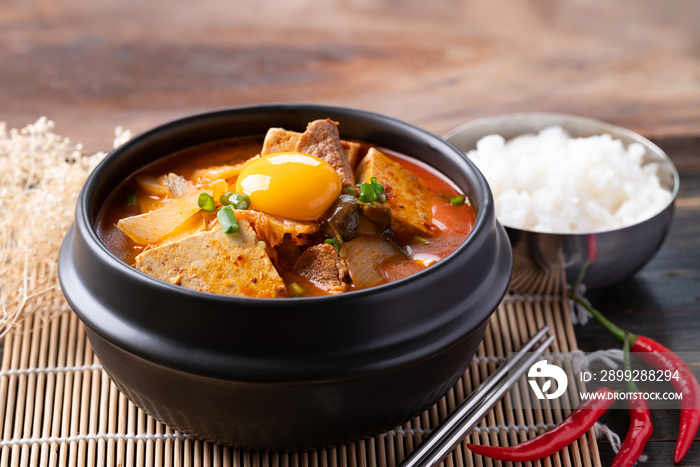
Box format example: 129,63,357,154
341,140,362,169
261,128,301,155
261,127,362,168
355,148,434,237
134,219,286,298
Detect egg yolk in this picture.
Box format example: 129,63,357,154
235,152,342,221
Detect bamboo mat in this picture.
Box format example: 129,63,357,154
0,283,601,467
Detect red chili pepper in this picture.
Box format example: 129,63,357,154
633,335,698,463
587,234,597,262
573,294,700,464
611,334,653,467
612,393,652,467
467,387,614,462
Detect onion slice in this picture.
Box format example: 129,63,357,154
340,235,403,289
135,174,170,196
117,180,226,245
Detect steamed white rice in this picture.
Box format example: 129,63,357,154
466,126,672,233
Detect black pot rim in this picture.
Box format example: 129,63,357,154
82,104,494,302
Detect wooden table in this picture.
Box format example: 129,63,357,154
2,0,699,465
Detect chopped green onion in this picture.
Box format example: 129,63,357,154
217,205,240,233
370,177,385,194
220,191,251,210
220,191,233,205
198,192,216,212
358,183,377,204
356,177,387,204
449,195,465,206
413,235,429,245
324,238,342,253
125,188,137,206
230,193,251,210
288,282,304,297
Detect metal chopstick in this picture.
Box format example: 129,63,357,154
399,326,555,467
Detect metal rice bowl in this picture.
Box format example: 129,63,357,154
444,112,679,294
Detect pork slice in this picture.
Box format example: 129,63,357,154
292,243,350,294
295,119,355,187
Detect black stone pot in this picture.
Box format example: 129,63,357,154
58,104,512,451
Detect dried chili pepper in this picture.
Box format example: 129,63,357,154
611,333,653,467
467,387,614,462
572,293,700,464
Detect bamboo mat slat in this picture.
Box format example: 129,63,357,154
0,283,601,467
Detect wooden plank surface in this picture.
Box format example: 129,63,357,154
2,0,699,465
1,0,700,152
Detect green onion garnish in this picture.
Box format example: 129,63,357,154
449,195,465,206
356,178,387,204
288,282,304,297
217,205,240,233
198,192,216,212
125,188,137,206
324,238,342,253
231,193,251,210
220,191,251,210
358,183,376,203
370,177,385,194
413,235,429,245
